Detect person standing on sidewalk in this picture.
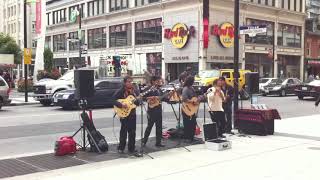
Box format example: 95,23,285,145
207,79,226,138
142,76,168,148
181,75,198,142
220,77,234,134
112,76,141,157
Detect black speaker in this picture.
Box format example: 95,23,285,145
74,69,94,99
245,72,259,94
203,123,218,141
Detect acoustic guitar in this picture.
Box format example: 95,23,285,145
114,87,154,118
182,97,200,117
146,91,173,108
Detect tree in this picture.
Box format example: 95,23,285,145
0,33,22,64
43,48,53,72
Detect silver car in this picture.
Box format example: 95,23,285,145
0,76,11,109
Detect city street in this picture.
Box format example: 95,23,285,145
0,95,318,159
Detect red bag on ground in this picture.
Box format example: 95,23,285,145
54,136,77,156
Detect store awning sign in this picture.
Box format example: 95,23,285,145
211,22,234,48
164,23,196,49
240,25,267,37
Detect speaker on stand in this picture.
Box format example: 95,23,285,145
72,69,101,152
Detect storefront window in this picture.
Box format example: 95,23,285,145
69,57,85,69
146,53,162,77
245,19,274,45
53,34,67,52
135,18,162,45
88,27,106,49
109,23,132,47
278,24,301,48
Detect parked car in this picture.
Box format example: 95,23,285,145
259,78,277,92
261,78,302,97
161,79,180,93
53,78,122,109
0,76,11,109
295,80,320,100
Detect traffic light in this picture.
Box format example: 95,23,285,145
113,56,121,69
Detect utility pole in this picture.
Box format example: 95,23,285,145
233,0,240,116
24,0,28,102
78,7,82,69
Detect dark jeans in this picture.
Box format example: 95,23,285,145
182,112,197,141
143,108,162,145
209,111,226,136
118,113,136,152
223,106,232,133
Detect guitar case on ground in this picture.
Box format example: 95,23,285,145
81,112,108,152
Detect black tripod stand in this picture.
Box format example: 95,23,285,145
72,99,102,153
138,101,154,159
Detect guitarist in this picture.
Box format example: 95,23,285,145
142,76,168,147
181,75,198,143
112,76,141,157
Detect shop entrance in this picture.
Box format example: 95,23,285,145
166,63,198,82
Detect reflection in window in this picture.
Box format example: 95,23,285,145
110,23,132,47
53,34,67,52
245,19,274,45
69,4,85,19
135,18,162,45
110,0,128,12
88,27,106,49
278,24,301,48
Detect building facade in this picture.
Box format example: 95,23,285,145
45,0,306,81
0,0,37,77
307,0,320,18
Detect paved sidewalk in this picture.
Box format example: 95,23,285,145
4,114,320,180
9,89,38,106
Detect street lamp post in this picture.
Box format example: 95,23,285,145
234,0,240,114
24,0,28,102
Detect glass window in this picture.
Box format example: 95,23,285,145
52,8,66,24
53,34,67,52
221,72,231,78
69,31,79,51
88,0,104,17
110,0,128,12
110,23,132,47
69,4,85,20
135,18,162,45
278,23,301,48
0,79,6,86
245,19,274,45
45,36,51,49
88,27,106,49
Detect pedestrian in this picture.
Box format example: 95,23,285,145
181,75,198,142
143,69,152,86
220,77,234,134
207,79,226,138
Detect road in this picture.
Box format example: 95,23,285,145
0,95,318,159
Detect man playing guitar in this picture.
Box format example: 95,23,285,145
142,76,169,147
112,76,141,157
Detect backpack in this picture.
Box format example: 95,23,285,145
87,130,108,152
54,136,77,156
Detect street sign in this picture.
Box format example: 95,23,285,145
240,25,267,37
24,48,32,65
70,9,79,23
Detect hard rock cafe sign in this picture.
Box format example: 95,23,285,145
164,23,196,49
211,22,235,48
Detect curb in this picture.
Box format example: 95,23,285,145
9,102,40,106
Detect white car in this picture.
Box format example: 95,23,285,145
259,78,277,92
0,76,11,109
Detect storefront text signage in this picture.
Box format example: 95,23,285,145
211,22,234,48
164,23,196,49
172,56,190,61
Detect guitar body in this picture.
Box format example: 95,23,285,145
114,95,137,118
182,97,200,117
169,91,181,103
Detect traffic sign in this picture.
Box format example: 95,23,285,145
240,25,267,37
24,48,32,65
70,9,79,23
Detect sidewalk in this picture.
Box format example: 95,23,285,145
4,114,320,180
9,89,38,106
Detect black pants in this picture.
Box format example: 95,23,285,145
182,112,197,141
118,113,136,152
143,108,162,145
223,106,232,133
209,111,226,136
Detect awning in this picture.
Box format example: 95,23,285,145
305,58,320,65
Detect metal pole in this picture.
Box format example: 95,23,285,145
24,0,28,102
233,0,240,115
79,8,82,69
